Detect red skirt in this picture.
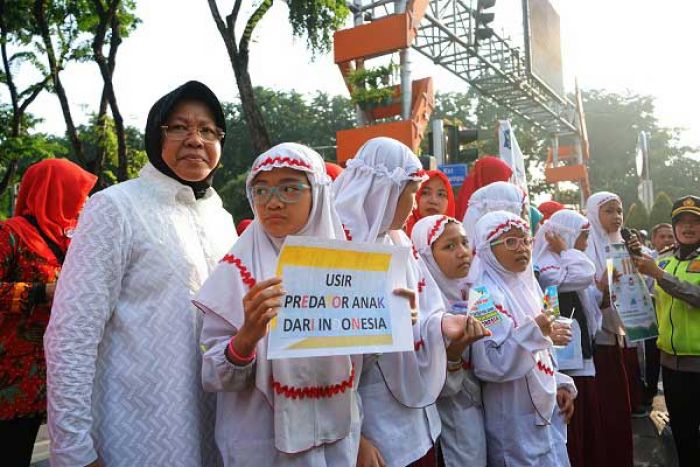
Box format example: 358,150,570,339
593,344,634,467
566,376,606,467
622,346,643,409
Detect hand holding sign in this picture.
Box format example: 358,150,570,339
393,287,418,325
234,277,285,360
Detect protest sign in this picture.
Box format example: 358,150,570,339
267,236,413,359
606,243,659,342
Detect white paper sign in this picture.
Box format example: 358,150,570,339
267,236,414,359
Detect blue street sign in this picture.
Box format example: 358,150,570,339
438,164,468,187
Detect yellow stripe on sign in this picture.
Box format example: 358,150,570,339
286,334,393,349
276,246,391,275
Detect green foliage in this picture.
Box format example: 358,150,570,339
287,0,350,53
215,88,355,219
584,90,700,207
648,191,673,228
626,202,649,231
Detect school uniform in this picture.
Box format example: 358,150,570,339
411,214,488,467
584,192,634,467
333,138,449,467
194,144,361,466
468,211,576,467
534,209,605,467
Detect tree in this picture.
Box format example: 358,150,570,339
626,202,649,231
648,191,673,228
0,0,53,193
214,88,354,220
583,90,700,208
33,0,91,165
206,0,349,154
84,0,139,184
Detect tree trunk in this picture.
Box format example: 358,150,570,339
232,52,271,154
34,0,86,166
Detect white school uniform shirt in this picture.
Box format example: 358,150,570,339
194,144,362,467
533,209,599,377
333,137,447,466
584,192,625,346
468,211,576,467
411,215,487,467
44,163,236,467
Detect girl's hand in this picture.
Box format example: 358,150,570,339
393,288,418,325
535,312,555,337
550,320,573,346
357,435,386,467
557,388,575,423
446,315,491,360
545,231,567,255
235,278,285,356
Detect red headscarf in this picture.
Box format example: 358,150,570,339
324,162,343,181
3,159,97,261
538,201,565,222
454,156,513,221
404,170,455,235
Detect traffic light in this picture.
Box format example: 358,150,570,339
474,0,496,42
445,124,479,164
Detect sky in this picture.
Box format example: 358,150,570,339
10,0,700,151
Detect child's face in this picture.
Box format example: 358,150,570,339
574,230,589,251
432,222,471,279
491,229,532,273
418,177,449,217
598,199,623,234
251,167,312,238
390,180,420,230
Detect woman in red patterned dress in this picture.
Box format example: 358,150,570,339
0,159,96,466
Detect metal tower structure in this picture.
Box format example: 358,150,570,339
335,0,590,198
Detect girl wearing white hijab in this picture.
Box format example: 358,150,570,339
462,181,526,246
468,210,576,467
411,215,489,467
583,192,634,467
193,143,361,466
334,137,472,467
533,209,605,467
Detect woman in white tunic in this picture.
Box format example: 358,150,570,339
44,81,236,467
410,215,489,467
333,137,473,467
193,143,362,466
468,211,576,467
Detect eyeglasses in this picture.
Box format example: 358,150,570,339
490,236,533,250
249,182,311,205
161,124,224,143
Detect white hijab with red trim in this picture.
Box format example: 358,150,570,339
333,137,427,242
463,181,526,246
584,191,623,280
469,210,557,423
411,214,468,303
333,137,448,407
533,209,592,271
194,143,354,454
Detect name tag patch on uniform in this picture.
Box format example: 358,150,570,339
687,259,700,273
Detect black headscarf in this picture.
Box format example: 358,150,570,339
145,81,226,199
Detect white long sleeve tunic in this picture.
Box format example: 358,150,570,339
44,164,236,467
472,316,572,467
